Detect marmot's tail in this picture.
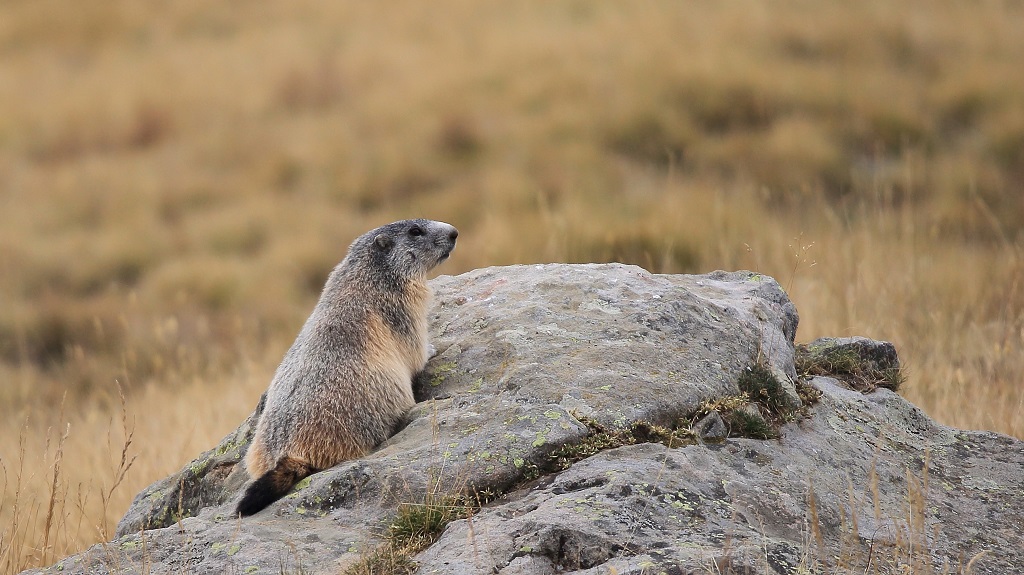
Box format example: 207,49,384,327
236,457,314,517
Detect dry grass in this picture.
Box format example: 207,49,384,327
1,0,1022,572
798,452,972,575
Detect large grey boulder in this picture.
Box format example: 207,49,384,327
24,264,1023,575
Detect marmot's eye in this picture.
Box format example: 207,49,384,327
408,226,424,237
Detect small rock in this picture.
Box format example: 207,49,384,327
694,411,727,442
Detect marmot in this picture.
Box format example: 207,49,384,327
236,219,458,516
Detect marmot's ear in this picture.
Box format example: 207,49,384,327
374,234,394,251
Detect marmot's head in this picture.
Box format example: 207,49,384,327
347,219,458,285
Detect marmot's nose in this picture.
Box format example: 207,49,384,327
448,228,459,242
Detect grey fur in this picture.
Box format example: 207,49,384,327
237,219,457,515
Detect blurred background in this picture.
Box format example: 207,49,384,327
1,0,1022,570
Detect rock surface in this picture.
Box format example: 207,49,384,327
25,264,1024,575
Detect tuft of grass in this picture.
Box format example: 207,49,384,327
686,363,821,441
795,378,824,408
0,388,137,573
796,343,907,392
695,394,751,416
344,549,417,575
627,420,699,449
737,364,795,418
722,362,805,439
343,493,475,575
386,495,472,550
728,409,777,441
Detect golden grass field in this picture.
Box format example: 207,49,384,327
1,0,1022,572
